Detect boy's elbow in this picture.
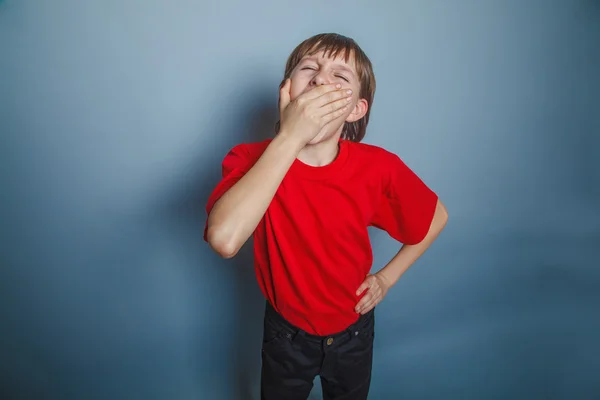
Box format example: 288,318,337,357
439,200,449,225
206,225,240,259
430,200,448,236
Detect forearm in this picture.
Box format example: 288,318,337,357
207,131,303,258
377,199,448,286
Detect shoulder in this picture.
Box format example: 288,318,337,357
346,141,421,192
225,139,272,163
346,141,404,170
230,139,271,155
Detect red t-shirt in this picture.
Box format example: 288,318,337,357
204,138,438,336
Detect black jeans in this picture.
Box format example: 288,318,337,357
260,301,375,400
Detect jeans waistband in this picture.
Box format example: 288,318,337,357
265,300,374,341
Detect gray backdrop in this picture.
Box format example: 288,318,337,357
1,1,599,399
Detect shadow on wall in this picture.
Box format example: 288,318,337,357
228,92,278,400
585,121,600,203
162,81,278,399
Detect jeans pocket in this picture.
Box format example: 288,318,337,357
356,329,374,346
353,317,375,347
262,317,294,352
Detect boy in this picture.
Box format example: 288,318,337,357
204,33,448,400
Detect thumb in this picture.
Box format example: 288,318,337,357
278,79,291,114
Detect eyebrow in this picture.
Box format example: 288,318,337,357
302,57,357,78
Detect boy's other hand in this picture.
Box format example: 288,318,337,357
355,272,391,315
278,79,352,146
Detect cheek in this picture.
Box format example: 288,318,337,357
288,75,312,99
288,80,303,101
349,89,363,109
346,97,358,112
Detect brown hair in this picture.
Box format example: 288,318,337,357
276,33,376,142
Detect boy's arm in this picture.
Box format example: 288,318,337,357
206,133,303,258
376,198,448,286
355,199,448,314
206,81,352,258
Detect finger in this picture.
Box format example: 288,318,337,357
356,280,370,296
278,79,291,114
315,95,353,117
321,103,349,125
357,285,382,312
358,294,380,314
355,293,372,313
356,275,374,296
359,302,377,315
315,88,353,109
298,83,342,101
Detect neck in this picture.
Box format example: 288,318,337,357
297,134,342,167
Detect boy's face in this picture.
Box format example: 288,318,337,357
288,50,368,144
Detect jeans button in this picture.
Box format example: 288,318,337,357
326,337,334,345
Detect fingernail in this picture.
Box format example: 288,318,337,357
347,89,352,94
336,84,342,88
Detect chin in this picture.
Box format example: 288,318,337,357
307,136,323,145
307,133,332,145
308,126,345,146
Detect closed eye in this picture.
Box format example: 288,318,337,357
301,66,349,82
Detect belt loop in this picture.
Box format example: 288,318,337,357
291,329,304,342
346,326,355,341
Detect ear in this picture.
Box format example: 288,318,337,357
345,98,369,123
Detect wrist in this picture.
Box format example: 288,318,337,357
375,270,395,289
275,128,305,152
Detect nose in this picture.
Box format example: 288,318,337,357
311,71,330,86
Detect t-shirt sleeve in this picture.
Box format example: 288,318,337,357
369,153,439,245
203,144,252,242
